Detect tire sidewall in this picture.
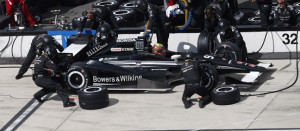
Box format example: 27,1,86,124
212,86,240,105
213,42,243,61
199,63,219,91
67,62,89,90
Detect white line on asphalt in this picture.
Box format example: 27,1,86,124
4,100,39,131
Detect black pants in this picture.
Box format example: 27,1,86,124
17,44,36,75
258,4,271,26
34,77,69,104
191,5,205,29
155,24,170,49
182,85,210,102
228,0,239,15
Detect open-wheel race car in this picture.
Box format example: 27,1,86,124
57,32,271,92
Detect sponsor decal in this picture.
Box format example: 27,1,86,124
237,61,243,64
99,57,118,61
111,48,134,52
151,69,167,71
116,38,136,42
136,62,142,67
87,60,95,65
249,64,256,67
93,75,142,83
86,43,108,57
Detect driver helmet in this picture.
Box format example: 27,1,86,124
217,19,232,39
44,45,58,60
95,22,112,43
152,43,166,56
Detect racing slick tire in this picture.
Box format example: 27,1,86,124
200,63,219,91
213,42,243,61
113,9,136,27
197,32,215,55
92,1,120,10
212,86,240,105
67,62,90,90
60,0,87,6
78,87,109,110
119,1,144,22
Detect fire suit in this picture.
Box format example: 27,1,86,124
5,0,35,26
16,34,64,79
252,0,272,26
273,4,299,27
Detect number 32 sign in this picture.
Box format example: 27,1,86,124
282,33,298,44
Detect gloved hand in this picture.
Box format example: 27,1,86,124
166,4,180,18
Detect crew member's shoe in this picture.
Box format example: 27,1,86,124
64,101,76,107
15,74,23,80
198,98,204,108
34,95,45,103
183,100,192,109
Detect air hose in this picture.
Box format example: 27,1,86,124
175,0,192,32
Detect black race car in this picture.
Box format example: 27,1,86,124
58,34,271,91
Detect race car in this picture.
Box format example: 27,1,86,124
57,33,272,91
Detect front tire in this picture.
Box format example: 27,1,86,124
200,63,219,91
67,62,90,90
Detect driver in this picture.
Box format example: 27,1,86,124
33,45,76,107
152,43,166,56
16,34,64,79
181,52,212,109
76,7,119,35
216,19,247,61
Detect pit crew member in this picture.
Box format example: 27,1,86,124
33,45,76,107
252,0,272,27
5,0,36,26
181,52,212,109
15,34,64,79
76,7,119,35
273,0,300,27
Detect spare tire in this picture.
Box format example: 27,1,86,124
113,9,136,27
119,1,144,22
197,32,215,55
212,86,240,105
78,87,109,109
200,63,219,91
213,42,243,61
92,1,120,11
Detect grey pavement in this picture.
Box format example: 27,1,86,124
0,59,300,130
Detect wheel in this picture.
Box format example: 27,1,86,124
113,9,136,27
247,16,261,25
78,87,109,109
212,86,240,105
67,62,90,90
213,42,243,61
197,32,215,55
119,1,144,22
92,1,120,10
199,63,219,91
61,0,87,6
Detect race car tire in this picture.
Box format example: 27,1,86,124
213,42,243,61
61,0,87,6
78,87,109,109
212,86,240,105
92,1,120,10
67,62,90,90
247,16,261,25
113,9,136,27
197,32,215,55
119,1,144,22
200,63,219,91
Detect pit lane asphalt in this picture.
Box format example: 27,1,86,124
1,59,300,130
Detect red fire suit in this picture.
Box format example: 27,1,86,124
6,0,35,26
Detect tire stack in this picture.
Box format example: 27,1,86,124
78,87,110,109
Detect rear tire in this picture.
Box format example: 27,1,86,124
119,1,144,22
212,86,240,105
213,42,243,61
78,87,109,109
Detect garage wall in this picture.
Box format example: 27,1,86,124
0,31,299,58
